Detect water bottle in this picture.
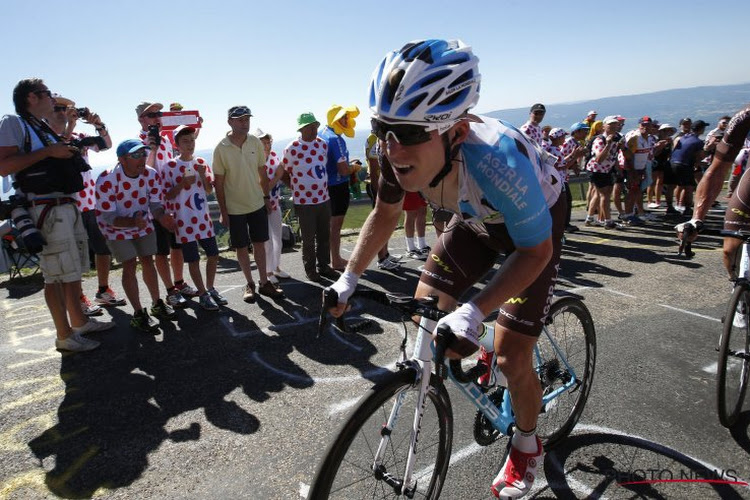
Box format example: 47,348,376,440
478,323,507,388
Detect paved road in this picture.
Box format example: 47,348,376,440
1,205,749,499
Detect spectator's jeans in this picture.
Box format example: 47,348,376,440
295,202,331,275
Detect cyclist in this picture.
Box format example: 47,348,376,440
327,39,565,499
677,105,750,259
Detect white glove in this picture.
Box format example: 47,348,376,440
435,302,485,349
675,218,704,235
330,270,359,305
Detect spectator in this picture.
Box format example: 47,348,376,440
621,116,658,226
520,103,545,146
162,126,225,310
583,110,597,128
255,128,290,284
585,117,622,229
0,78,114,352
282,112,339,283
364,132,400,270
671,119,709,215
47,95,122,316
349,159,363,200
559,124,589,232
540,125,552,150
612,116,628,219
728,145,749,198
212,105,283,301
651,124,678,213
321,104,360,271
96,139,179,333
136,101,198,308
403,192,429,259
702,115,731,171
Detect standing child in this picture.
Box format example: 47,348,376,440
162,125,226,310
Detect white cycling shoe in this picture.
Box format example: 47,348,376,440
491,436,543,499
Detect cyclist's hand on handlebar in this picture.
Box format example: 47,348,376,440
328,271,359,318
434,302,485,358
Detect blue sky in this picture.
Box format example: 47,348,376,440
2,0,749,169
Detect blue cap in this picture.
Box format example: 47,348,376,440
116,139,148,157
571,122,591,132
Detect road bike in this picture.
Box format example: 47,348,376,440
718,230,750,428
309,288,596,499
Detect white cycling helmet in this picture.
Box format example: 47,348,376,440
369,39,481,124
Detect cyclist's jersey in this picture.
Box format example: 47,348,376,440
720,105,750,233
380,115,562,248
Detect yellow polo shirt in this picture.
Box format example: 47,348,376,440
212,133,267,215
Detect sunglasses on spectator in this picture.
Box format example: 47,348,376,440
128,150,148,159
34,89,52,98
371,118,455,146
53,105,68,112
144,112,163,118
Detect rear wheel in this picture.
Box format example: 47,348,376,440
535,297,596,449
717,284,750,427
308,368,453,499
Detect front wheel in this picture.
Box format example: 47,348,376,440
308,369,453,499
535,297,596,449
717,284,750,427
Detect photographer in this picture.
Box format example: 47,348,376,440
136,101,198,309
48,95,125,316
0,78,114,352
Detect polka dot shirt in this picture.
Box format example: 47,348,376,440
95,165,163,240
162,157,215,243
282,137,330,205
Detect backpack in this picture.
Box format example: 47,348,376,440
584,134,604,165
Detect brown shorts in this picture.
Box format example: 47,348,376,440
420,195,566,337
724,170,750,233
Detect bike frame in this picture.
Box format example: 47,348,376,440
369,318,581,495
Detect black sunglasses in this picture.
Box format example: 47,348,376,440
34,89,52,98
371,118,436,146
53,105,68,112
145,112,163,118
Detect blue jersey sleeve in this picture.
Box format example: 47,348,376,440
467,134,552,248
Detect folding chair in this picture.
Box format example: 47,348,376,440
2,228,40,280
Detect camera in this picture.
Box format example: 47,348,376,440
148,125,161,148
75,107,89,119
70,135,107,151
0,195,46,253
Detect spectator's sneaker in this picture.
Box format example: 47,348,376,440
80,295,104,316
166,289,187,309
565,224,579,233
477,346,495,388
419,246,432,257
175,281,199,298
268,273,280,285
318,267,340,281
733,300,747,329
647,202,661,209
306,273,323,283
584,219,596,227
208,288,228,305
95,287,127,306
243,283,257,303
258,281,284,299
406,250,425,260
55,332,100,352
491,437,543,499
665,206,680,215
274,268,291,279
626,215,645,226
604,220,617,229
199,292,219,311
130,308,160,334
377,255,401,270
151,299,177,321
73,318,116,335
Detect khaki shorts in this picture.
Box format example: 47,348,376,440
29,203,88,284
106,231,157,263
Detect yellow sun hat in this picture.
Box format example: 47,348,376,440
326,104,360,138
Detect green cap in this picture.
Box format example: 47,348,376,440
297,112,320,131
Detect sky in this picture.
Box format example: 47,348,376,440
2,0,750,170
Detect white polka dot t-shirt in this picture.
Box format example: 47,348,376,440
95,165,163,240
162,157,215,243
282,137,330,205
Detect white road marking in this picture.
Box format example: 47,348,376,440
657,305,721,322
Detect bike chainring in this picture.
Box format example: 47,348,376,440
473,387,505,446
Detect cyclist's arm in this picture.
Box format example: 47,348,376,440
683,105,750,238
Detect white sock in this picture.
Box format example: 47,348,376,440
417,236,427,249
511,426,538,453
405,237,417,252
